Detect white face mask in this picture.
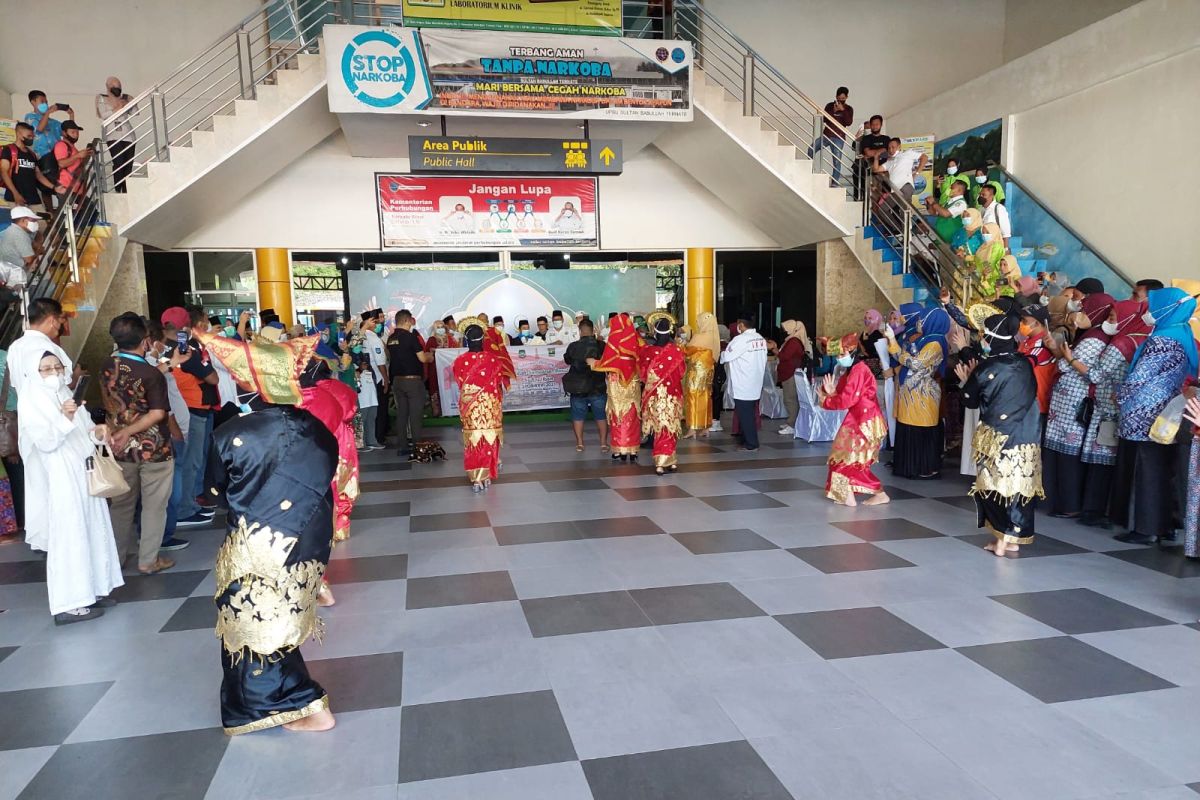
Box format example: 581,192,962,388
1101,320,1119,336
435,326,445,334
975,175,987,185
981,233,994,242
1067,300,1083,312
1142,310,1157,327
1039,295,1050,306
494,324,504,332
947,166,958,175
836,354,853,368
42,374,65,393
24,220,38,235
553,320,563,329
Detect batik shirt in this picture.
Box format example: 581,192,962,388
1044,338,1126,464
1118,337,1189,442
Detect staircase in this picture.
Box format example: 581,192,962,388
101,1,337,249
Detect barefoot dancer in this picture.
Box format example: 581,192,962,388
593,313,643,463
957,313,1044,556
453,322,512,491
818,333,889,506
201,334,339,734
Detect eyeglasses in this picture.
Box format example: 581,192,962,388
38,365,65,376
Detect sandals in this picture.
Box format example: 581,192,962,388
576,444,585,452
138,557,175,575
600,445,611,454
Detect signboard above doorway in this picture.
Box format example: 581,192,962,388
408,136,623,174
395,0,623,36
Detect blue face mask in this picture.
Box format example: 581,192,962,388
374,323,383,335
980,340,992,355
36,102,49,113
223,326,236,338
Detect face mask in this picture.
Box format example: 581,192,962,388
1039,295,1050,306
374,324,383,334
564,211,574,217
435,326,445,334
519,329,529,337
495,324,504,332
21,136,33,147
36,102,48,113
1101,320,1119,336
1019,322,1033,337
975,175,986,185
42,374,64,393
24,220,38,235
980,340,992,355
223,326,236,337
553,320,563,329
836,354,853,368
110,86,122,97
1142,310,1157,327
947,166,958,175
981,233,993,242
1067,300,1082,313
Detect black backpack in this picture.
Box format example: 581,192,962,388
37,149,59,185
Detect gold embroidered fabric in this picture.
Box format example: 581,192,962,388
223,695,329,736
642,385,683,437
606,375,641,420
214,517,325,660
654,453,678,468
684,348,715,392
463,427,503,447
827,471,854,504
984,521,1034,546
461,384,502,432
969,424,1044,500
827,414,887,466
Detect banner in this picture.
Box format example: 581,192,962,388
400,0,622,36
435,345,570,414
901,134,935,210
325,24,692,121
376,174,598,249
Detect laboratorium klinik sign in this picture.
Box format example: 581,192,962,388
325,24,692,121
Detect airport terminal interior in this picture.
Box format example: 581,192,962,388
1,1,1200,798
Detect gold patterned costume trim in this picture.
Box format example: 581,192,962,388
969,423,1045,501
463,427,503,447
223,696,329,736
654,453,678,468
606,375,641,421
642,386,683,437
214,517,326,662
461,384,503,432
828,415,887,466
984,521,1034,546
467,467,492,483
684,348,714,392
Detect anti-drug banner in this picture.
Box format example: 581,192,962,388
399,0,622,36
901,134,936,210
435,345,570,414
326,24,692,121
376,174,598,249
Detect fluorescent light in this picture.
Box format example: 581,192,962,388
340,256,348,265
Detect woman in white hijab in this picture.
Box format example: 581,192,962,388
16,347,123,625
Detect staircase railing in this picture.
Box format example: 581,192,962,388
670,0,857,196
0,153,107,349
100,0,335,176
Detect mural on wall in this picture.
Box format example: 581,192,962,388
933,118,1002,174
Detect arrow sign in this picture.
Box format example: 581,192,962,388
598,146,616,167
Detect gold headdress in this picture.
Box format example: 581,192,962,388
966,302,1003,332
646,310,677,332
457,317,485,337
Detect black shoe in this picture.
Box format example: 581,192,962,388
176,513,213,528
90,596,118,608
55,607,105,625
1049,511,1078,519
1077,515,1113,530
1159,531,1179,544
1114,531,1158,545
160,537,191,551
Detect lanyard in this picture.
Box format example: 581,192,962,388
117,352,148,364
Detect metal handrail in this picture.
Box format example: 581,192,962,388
996,166,1133,289
671,0,857,192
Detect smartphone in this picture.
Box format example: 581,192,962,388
55,103,70,112
176,330,189,354
72,374,90,405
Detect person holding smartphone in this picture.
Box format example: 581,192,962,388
53,120,93,192
23,90,73,158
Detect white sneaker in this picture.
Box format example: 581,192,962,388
709,420,723,432
778,425,795,436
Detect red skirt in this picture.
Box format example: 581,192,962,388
465,438,501,483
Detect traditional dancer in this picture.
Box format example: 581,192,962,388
818,333,890,506
200,333,340,734
957,313,1044,556
640,312,687,475
682,311,719,438
593,312,643,462
453,322,512,491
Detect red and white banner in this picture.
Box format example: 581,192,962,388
376,174,598,249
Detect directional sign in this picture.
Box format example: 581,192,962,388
409,136,623,175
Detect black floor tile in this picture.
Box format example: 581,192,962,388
583,740,793,800
740,478,819,493
876,486,923,501
494,521,582,546
775,607,945,660
670,529,778,555
574,516,665,539
1187,782,1200,794
0,646,15,666
359,461,413,474
629,582,766,625
0,682,112,750
543,479,612,492
957,533,1089,557
324,554,409,584
307,651,405,714
352,501,412,519
700,494,788,511
158,596,216,633
989,588,1174,635
521,590,653,638
410,511,491,532
406,571,517,610
833,518,945,542
1105,546,1200,578
958,636,1175,703
17,727,229,800
109,570,208,603
0,559,46,584
933,495,979,512
615,485,692,501
787,543,916,574
398,690,577,783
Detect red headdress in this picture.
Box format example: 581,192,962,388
593,313,641,382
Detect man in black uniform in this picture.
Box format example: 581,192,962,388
386,309,431,459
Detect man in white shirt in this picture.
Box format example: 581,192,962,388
360,308,389,444
875,137,927,205
541,309,575,346
978,184,1011,251
720,313,768,451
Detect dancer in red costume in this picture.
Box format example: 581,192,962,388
817,332,890,506
640,311,687,475
592,313,643,463
454,321,512,491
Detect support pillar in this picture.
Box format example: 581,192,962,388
815,240,890,338
254,248,293,327
685,247,714,329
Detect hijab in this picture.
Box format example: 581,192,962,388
898,302,923,341
781,319,812,357
1132,287,1199,376
692,311,721,359
887,309,905,336
651,317,673,347
908,307,950,377
464,324,485,352
981,313,1020,356
1106,299,1151,363
1075,293,1116,347
863,309,883,332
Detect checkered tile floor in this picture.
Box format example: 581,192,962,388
4,423,1200,799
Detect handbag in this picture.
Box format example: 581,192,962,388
1074,393,1094,429
87,444,130,498
0,365,15,459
